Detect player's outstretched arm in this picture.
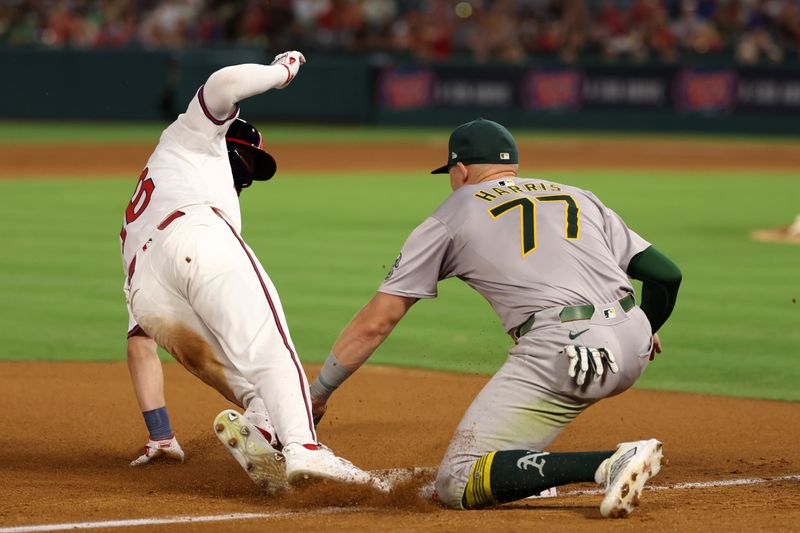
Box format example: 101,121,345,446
201,51,306,120
127,335,184,466
309,292,417,422
127,335,166,412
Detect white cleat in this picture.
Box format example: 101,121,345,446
213,409,289,495
283,442,390,492
596,439,664,518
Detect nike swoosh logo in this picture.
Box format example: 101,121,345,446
568,328,590,340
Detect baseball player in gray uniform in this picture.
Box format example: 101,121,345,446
308,119,682,517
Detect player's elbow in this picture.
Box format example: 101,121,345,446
662,262,682,290
356,315,398,343
351,293,413,343
206,65,239,88
204,66,242,104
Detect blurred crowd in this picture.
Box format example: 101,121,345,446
1,0,799,63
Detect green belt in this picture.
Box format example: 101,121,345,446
513,293,635,340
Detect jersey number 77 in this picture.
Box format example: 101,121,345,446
488,194,580,256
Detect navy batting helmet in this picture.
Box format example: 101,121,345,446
226,118,277,189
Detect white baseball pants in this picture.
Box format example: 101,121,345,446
127,204,317,446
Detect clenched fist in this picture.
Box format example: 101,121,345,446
271,51,306,89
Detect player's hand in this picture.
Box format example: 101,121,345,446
562,345,619,386
129,435,185,466
271,51,306,89
650,333,662,361
311,395,328,427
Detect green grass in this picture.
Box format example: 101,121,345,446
1,121,798,144
1,169,798,401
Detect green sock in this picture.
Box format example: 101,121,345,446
462,450,613,509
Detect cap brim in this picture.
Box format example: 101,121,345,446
431,164,450,174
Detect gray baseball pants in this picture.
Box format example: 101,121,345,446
434,299,653,509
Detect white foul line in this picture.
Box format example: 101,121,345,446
0,508,364,533
563,473,800,497
2,474,799,533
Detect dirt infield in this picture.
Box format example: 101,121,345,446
1,362,799,532
2,136,800,177
1,137,799,531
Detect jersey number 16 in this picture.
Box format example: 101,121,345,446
120,168,155,248
125,168,156,224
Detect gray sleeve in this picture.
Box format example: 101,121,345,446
585,191,650,271
379,217,453,299
602,206,651,271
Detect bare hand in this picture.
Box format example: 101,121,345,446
650,333,662,361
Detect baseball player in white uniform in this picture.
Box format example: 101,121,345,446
120,51,385,493
308,119,682,517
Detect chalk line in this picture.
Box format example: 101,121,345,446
2,474,798,532
0,507,365,533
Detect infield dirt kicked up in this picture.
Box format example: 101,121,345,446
1,137,799,532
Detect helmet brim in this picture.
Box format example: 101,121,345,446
227,139,277,181
249,148,277,181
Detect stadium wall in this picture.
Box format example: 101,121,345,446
3,48,799,134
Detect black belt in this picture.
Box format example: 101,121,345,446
513,293,635,340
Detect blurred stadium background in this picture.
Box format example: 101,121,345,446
2,0,800,132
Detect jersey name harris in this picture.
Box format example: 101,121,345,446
473,182,562,202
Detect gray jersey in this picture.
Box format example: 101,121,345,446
379,177,650,332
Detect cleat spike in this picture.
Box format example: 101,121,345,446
213,409,288,494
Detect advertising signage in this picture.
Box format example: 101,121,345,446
378,64,800,114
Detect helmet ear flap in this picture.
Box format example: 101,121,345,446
228,150,253,189
226,118,277,183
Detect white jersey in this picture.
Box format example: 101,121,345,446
121,56,322,446
120,86,241,275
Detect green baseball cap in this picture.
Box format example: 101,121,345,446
431,118,519,174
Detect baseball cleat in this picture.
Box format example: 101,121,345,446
282,442,390,492
213,409,289,495
130,435,185,467
596,439,664,518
